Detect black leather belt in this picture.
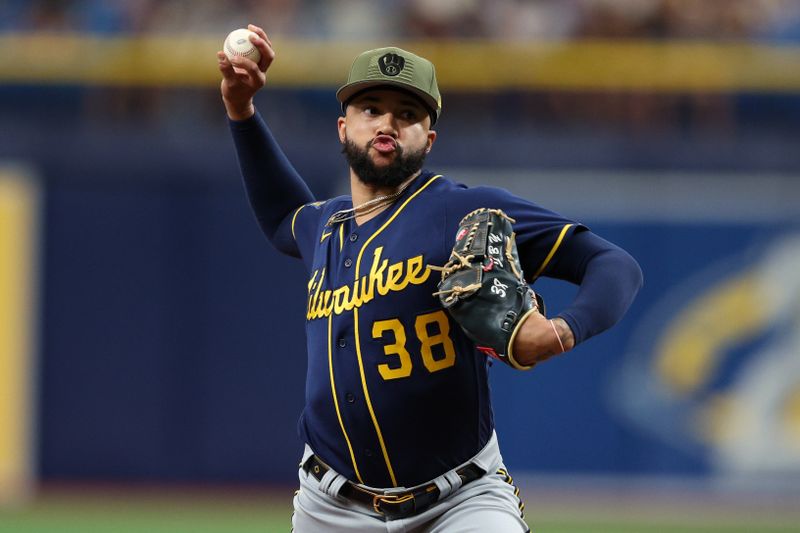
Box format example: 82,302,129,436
302,454,485,520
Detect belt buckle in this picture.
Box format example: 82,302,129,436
372,492,415,517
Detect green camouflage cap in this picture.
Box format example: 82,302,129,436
336,47,441,125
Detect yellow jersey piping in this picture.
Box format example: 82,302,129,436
532,223,574,279
328,314,363,483
291,204,308,241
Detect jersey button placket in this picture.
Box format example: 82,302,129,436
349,232,358,242
344,258,352,268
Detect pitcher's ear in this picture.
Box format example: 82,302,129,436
426,129,437,152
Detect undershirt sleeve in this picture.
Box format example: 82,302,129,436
229,110,315,258
528,230,644,345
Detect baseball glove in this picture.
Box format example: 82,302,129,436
433,208,544,370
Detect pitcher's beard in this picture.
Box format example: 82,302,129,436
342,137,428,189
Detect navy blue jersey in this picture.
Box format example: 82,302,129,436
281,171,582,488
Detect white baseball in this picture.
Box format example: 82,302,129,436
223,28,261,64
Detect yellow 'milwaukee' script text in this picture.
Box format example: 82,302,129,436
307,246,431,320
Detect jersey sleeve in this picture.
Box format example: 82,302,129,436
284,200,328,265
445,185,586,282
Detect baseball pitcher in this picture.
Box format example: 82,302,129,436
218,25,643,532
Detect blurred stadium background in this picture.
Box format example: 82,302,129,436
2,0,800,531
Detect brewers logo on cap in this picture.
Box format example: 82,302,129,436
379,53,405,77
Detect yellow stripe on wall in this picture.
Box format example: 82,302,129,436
2,34,800,92
0,168,39,504
655,271,768,396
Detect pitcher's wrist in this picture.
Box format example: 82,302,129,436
224,100,255,121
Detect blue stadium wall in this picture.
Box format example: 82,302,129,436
3,87,800,485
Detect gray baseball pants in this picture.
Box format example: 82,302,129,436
291,432,529,532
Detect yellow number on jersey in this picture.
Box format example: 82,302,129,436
415,310,456,373
372,319,413,380
373,311,456,380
